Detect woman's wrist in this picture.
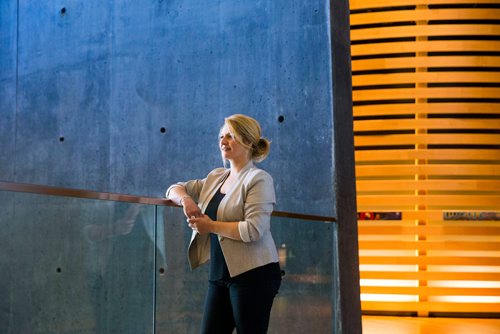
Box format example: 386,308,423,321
208,220,219,234
180,195,191,206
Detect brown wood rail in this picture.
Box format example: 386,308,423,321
0,180,336,223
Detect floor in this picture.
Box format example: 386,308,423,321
362,316,500,334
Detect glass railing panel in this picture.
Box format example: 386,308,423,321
154,208,334,333
270,216,334,333
155,205,207,333
0,190,157,334
1,185,336,333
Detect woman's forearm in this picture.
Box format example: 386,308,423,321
210,221,242,241
167,185,191,206
188,215,243,241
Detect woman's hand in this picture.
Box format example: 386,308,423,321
187,215,213,235
182,197,202,218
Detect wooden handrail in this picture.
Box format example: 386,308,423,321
0,180,173,206
0,181,336,222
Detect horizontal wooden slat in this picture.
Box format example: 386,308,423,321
353,87,500,101
357,179,500,192
358,181,500,192
356,164,499,176
359,220,500,226
354,103,499,117
352,56,500,71
361,301,500,313
360,256,500,265
358,195,500,206
359,225,500,235
355,149,500,162
353,72,500,86
360,222,500,229
355,134,500,146
361,302,416,313
359,241,500,251
351,9,500,25
352,41,500,56
352,25,500,41
351,0,500,10
354,119,500,131
421,302,500,313
360,271,500,281
361,286,500,296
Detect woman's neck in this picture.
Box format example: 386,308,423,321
229,158,251,175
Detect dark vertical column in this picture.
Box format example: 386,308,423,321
329,0,362,333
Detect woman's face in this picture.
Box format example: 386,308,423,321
219,124,251,164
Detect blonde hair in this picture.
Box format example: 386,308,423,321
223,114,271,163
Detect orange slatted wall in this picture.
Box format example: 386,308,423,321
350,0,500,316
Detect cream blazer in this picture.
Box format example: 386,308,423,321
165,161,279,277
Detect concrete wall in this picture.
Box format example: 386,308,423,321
1,0,334,217
1,0,361,333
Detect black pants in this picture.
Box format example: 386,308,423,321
200,277,281,334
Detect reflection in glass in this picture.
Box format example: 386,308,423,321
0,192,164,334
269,216,334,333
83,201,160,334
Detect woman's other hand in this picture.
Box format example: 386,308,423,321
187,215,213,235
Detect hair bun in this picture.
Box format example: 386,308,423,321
252,137,271,162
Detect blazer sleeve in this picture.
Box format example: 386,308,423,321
165,178,206,203
238,171,276,243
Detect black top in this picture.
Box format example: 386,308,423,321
205,187,282,283
205,187,230,281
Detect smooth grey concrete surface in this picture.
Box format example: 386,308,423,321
0,1,17,181
1,0,334,217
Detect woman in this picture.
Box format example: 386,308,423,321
165,114,281,334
